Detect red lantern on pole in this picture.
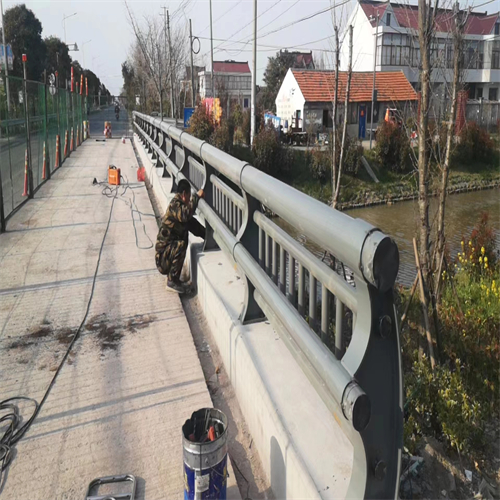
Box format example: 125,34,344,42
71,66,74,92
86,78,88,96
80,74,83,95
22,54,27,63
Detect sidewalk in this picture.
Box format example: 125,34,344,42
0,139,239,499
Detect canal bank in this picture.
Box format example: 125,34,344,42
338,178,500,210
278,188,500,286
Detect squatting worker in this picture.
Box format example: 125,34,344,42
155,179,205,293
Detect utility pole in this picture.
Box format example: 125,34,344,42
209,0,214,99
369,13,379,150
167,9,175,118
250,0,257,145
189,19,195,107
0,0,11,113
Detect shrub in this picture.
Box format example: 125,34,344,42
308,133,363,183
209,118,234,153
232,104,243,128
188,105,214,141
241,109,251,145
252,125,291,176
455,121,496,166
310,147,331,184
403,213,499,454
375,121,411,173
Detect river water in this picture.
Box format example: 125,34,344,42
278,189,500,287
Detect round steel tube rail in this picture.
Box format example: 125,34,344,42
240,166,399,292
134,111,399,291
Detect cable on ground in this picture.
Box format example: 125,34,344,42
0,186,119,492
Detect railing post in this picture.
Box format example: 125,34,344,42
201,161,219,252
237,185,265,323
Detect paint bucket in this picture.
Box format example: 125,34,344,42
182,408,228,500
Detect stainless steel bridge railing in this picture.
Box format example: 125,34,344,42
133,111,403,499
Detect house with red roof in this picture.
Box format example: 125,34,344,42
341,0,499,101
198,60,252,110
276,68,417,138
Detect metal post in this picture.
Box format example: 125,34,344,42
369,13,379,150
209,0,214,99
189,19,195,107
0,0,11,113
23,55,34,198
250,0,257,145
43,69,50,180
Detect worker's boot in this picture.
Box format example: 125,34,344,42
166,279,185,294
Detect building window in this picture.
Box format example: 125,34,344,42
379,33,411,66
476,87,483,100
495,23,499,35
489,88,498,101
244,98,249,108
492,41,500,69
386,13,391,26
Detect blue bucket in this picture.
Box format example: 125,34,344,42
182,408,228,500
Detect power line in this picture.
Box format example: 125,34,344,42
198,0,244,36
214,0,301,56
202,0,284,57
470,0,498,10
220,0,350,58
257,0,351,40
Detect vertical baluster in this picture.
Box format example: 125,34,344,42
226,196,230,226
321,285,330,343
309,274,317,332
228,199,232,229
335,297,344,359
272,240,278,284
212,184,216,212
232,203,237,233
288,256,296,305
298,263,305,316
265,232,270,276
258,226,263,267
279,247,286,294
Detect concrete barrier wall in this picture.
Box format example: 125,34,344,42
135,136,354,500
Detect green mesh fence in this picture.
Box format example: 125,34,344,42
0,76,87,222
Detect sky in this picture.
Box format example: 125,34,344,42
2,0,499,95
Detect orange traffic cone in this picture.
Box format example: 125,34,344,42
54,135,60,169
42,141,47,180
70,128,74,151
22,149,29,197
64,130,68,158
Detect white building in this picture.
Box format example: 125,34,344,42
198,60,252,109
275,68,417,139
341,0,500,100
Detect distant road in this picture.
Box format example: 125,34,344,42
88,105,132,138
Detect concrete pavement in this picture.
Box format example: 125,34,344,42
0,138,239,499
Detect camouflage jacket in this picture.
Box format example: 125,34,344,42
156,192,199,246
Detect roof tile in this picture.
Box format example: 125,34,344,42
291,69,417,103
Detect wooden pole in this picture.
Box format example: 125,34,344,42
400,274,418,332
413,237,436,370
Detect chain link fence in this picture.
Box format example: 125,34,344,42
0,75,89,228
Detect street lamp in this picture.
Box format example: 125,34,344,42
82,39,91,68
62,12,77,44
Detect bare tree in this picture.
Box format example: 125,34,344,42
333,25,353,209
434,5,468,287
125,1,189,118
417,0,440,288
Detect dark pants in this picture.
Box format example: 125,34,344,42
156,218,206,281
